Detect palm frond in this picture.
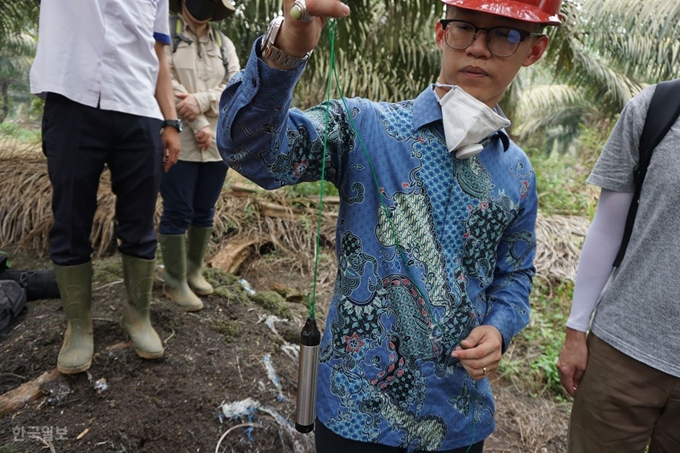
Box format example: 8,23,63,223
0,33,36,80
0,2,39,41
512,0,680,152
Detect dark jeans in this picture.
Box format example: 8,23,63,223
42,93,163,265
158,159,228,235
315,419,484,453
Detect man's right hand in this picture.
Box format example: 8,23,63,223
271,0,350,65
557,328,588,397
161,127,181,172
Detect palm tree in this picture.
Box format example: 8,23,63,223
7,0,674,148
513,0,680,152
0,2,39,125
0,33,36,124
220,0,444,107
220,0,679,151
0,2,39,39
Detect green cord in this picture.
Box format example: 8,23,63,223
307,19,339,319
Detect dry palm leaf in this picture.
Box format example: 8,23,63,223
1,152,589,282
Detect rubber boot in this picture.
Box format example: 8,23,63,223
121,255,164,359
158,234,203,311
54,262,93,374
186,226,214,296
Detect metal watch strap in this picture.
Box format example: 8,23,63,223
261,44,310,69
261,16,311,69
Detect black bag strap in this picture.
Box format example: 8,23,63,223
613,78,680,266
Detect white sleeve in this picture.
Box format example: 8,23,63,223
566,189,634,332
154,0,171,43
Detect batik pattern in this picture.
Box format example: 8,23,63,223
218,53,536,451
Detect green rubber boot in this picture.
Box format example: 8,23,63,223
186,226,214,296
54,262,94,374
158,233,203,311
121,255,164,359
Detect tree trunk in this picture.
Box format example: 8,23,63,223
0,80,9,124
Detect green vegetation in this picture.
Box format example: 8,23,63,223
280,180,339,198
206,318,241,340
0,121,40,143
501,279,574,399
521,115,611,216
203,268,251,304
499,120,613,400
250,291,292,319
93,258,124,285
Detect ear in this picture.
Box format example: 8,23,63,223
522,35,549,67
435,20,446,51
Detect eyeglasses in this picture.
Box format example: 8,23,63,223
440,19,542,57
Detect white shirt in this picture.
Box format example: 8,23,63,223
30,0,171,120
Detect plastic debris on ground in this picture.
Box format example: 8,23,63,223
217,398,313,453
259,314,300,360
263,353,286,401
238,278,256,295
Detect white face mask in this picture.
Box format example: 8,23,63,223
436,84,511,159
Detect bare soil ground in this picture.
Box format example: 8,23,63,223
0,246,569,453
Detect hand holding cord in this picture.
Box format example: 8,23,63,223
260,0,350,70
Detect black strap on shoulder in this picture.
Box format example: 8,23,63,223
613,78,680,266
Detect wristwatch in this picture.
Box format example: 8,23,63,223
163,119,183,133
261,16,312,69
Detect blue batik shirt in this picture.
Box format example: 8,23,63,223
218,39,537,452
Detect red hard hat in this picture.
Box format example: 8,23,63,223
441,0,562,25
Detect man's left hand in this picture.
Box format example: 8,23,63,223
161,127,180,171
449,325,503,380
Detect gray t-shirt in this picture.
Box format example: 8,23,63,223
587,84,680,378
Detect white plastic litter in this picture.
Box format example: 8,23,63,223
93,377,108,394
264,354,285,401
238,278,256,295
217,398,312,453
258,314,300,360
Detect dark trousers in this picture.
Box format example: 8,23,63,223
158,159,228,235
315,419,484,453
42,93,163,265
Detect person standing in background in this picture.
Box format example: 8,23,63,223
159,0,240,312
557,82,680,453
30,0,181,374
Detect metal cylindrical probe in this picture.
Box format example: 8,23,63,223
295,316,321,433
